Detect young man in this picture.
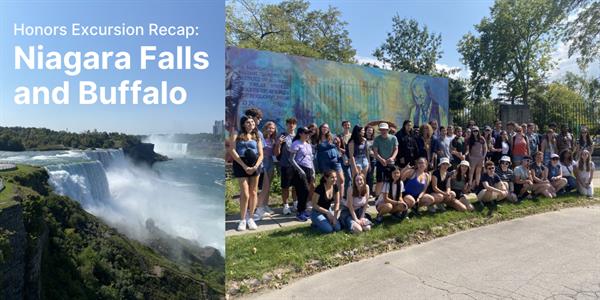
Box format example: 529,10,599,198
492,120,503,140
273,118,297,215
476,161,508,210
395,120,419,168
373,123,399,196
339,120,352,194
556,124,574,154
526,123,539,158
513,155,534,200
438,126,452,159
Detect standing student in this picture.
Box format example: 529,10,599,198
348,125,370,179
574,149,595,198
483,126,495,162
416,123,439,170
496,156,518,203
556,124,574,154
338,120,353,193
576,126,593,159
450,127,466,169
429,157,456,212
491,130,511,164
373,123,399,196
289,127,315,222
465,126,487,187
402,157,435,216
547,153,568,195
256,121,277,219
374,166,409,223
274,118,297,215
541,128,558,165
229,116,263,231
559,149,577,192
310,170,341,234
513,156,534,200
530,151,556,198
449,160,474,211
365,125,377,195
339,174,371,233
511,127,529,167
316,123,345,198
475,161,508,209
526,123,540,158
438,126,452,159
396,120,419,168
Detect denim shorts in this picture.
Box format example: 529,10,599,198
354,156,369,170
318,159,342,173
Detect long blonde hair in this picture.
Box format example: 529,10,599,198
262,121,277,142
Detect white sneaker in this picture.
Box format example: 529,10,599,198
283,204,291,215
247,218,258,230
255,207,266,220
264,205,274,214
293,201,298,212
237,219,247,231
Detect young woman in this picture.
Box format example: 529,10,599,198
496,156,518,202
546,153,568,195
559,149,577,192
450,160,474,211
256,121,277,218
290,127,315,222
465,126,487,187
402,157,435,216
483,127,495,162
511,127,529,167
316,123,345,198
339,174,371,233
475,161,508,208
374,166,408,223
365,125,377,195
541,129,558,165
416,124,438,171
576,126,593,159
229,116,263,231
306,123,319,207
530,151,556,198
310,170,341,233
429,157,458,212
574,149,595,198
348,125,370,179
491,131,511,164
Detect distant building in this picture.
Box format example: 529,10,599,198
213,120,224,136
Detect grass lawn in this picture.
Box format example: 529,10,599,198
0,164,43,210
226,189,600,295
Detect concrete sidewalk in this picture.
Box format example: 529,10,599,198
243,205,600,299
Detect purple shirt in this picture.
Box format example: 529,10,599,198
291,140,314,169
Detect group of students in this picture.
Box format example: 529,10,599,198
228,108,596,233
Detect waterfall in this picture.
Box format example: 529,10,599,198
153,143,188,156
84,149,126,168
46,161,111,208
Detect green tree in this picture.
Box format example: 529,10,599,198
561,0,600,69
458,0,566,105
530,83,592,130
561,71,600,105
373,16,442,74
226,0,356,63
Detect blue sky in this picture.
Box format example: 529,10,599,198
0,0,224,134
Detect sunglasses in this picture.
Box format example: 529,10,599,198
487,167,495,170
501,162,509,164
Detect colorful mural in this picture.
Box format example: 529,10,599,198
226,47,449,134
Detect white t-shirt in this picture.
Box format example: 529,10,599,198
560,161,576,177
376,181,404,206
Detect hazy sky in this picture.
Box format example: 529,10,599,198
0,0,224,134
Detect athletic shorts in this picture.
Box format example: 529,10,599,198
280,166,294,189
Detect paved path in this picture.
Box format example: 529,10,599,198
244,205,600,299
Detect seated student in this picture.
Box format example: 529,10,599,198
402,157,435,216
496,156,518,202
374,166,409,224
310,170,341,234
449,160,474,211
530,151,557,198
574,149,595,198
429,157,457,212
339,174,371,233
513,156,534,200
547,153,568,195
559,149,577,192
475,161,508,209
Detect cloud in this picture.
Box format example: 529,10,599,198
548,41,600,81
354,55,389,69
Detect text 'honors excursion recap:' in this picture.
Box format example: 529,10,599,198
12,23,210,105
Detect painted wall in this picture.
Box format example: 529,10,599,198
226,47,448,134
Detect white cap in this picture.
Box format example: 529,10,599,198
438,157,450,166
379,123,389,130
551,153,560,159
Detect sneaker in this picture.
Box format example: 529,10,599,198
427,206,437,213
237,219,247,231
302,210,311,219
375,215,384,225
296,212,308,222
474,201,485,212
283,204,291,215
436,203,446,212
293,200,298,211
410,206,421,218
255,207,266,220
392,211,407,222
247,218,258,230
253,213,262,222
264,205,274,214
